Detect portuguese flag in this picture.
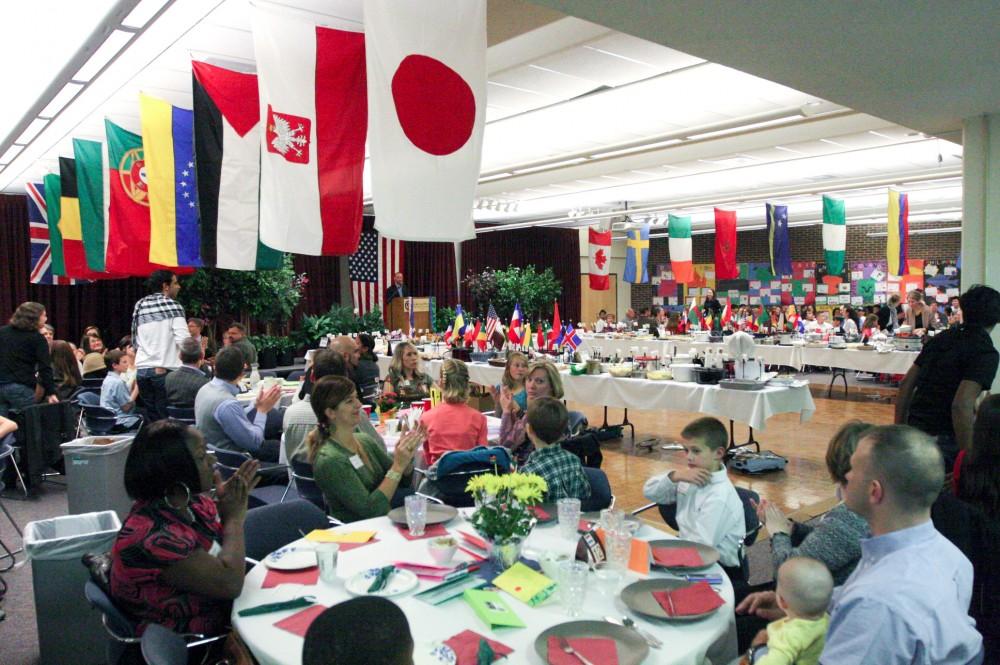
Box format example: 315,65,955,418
58,157,102,279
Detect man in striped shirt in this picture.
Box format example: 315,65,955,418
131,270,189,421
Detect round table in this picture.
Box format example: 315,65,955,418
233,514,738,665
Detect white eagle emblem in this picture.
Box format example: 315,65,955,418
270,115,307,157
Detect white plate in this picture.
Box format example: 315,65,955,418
263,546,317,571
346,567,419,597
413,643,457,665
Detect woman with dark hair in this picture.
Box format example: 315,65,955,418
0,302,57,416
354,333,381,399
701,288,723,326
110,420,258,636
954,394,1000,520
50,340,83,400
307,375,424,522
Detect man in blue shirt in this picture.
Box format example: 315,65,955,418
739,424,983,664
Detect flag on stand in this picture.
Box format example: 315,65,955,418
536,323,546,350
507,303,523,345
588,226,611,290
72,138,106,272
25,182,78,285
475,322,487,350
348,228,404,315
721,298,732,327
464,318,478,347
563,324,581,350
58,157,102,279
408,297,415,337
887,190,909,277
714,208,738,280
192,61,282,271
364,0,485,242
668,214,693,283
553,325,565,349
521,322,532,349
252,3,367,255
623,223,650,283
766,202,792,276
450,305,466,343
548,302,562,349
822,195,846,276
484,302,500,342
688,297,706,329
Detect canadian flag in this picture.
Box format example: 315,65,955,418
589,226,612,290
251,4,367,256
364,0,486,242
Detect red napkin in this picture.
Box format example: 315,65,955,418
338,537,380,552
652,581,725,616
651,546,704,568
396,523,449,541
274,604,328,637
443,629,513,665
261,566,319,589
578,519,593,532
530,506,551,520
546,637,619,665
458,530,487,550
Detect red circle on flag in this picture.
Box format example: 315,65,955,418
391,54,475,156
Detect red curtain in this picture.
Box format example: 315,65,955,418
403,241,458,308
293,254,342,316
460,227,581,323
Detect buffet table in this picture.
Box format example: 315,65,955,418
232,514,738,665
798,346,918,374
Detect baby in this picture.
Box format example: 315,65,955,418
750,557,833,665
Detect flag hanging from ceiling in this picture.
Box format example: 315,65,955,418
623,223,650,284
252,4,367,256
26,182,78,285
139,93,201,268
349,228,404,315
887,189,909,277
667,214,693,284
42,173,66,277
364,0,485,242
192,61,283,271
713,208,738,280
58,157,103,279
822,195,846,276
588,226,611,290
72,138,107,273
765,202,792,277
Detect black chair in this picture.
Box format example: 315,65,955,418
1,435,24,564
244,499,331,563
81,404,141,436
208,445,293,508
0,432,27,498
561,431,603,468
286,369,305,382
567,410,589,436
165,405,195,425
81,377,105,391
580,467,613,512
290,458,326,511
141,623,188,665
258,370,278,379
423,447,513,507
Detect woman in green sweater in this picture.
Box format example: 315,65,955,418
306,375,425,523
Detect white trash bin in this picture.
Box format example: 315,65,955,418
60,435,134,521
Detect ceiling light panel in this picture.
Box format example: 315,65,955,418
74,29,135,82
121,0,172,29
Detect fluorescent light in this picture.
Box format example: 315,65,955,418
582,45,655,68
511,157,587,174
868,226,961,237
820,138,848,147
121,0,171,29
39,82,84,118
478,172,512,183
868,130,895,140
686,115,804,140
16,118,49,144
0,145,24,163
73,29,134,82
774,145,808,155
590,138,683,159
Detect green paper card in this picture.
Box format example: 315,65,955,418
463,589,526,629
415,573,488,606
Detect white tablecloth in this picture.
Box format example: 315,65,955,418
799,347,917,374
232,515,738,665
377,357,815,431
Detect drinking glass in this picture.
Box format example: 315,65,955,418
593,561,625,598
558,560,589,617
316,543,339,583
605,527,633,568
405,494,427,537
557,498,582,541
599,508,625,534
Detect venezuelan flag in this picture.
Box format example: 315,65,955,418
887,189,909,277
140,93,201,267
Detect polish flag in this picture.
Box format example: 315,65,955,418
589,227,611,290
251,4,367,256
364,0,486,242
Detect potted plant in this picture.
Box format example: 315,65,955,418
251,335,278,369
465,472,547,570
273,336,297,367
375,391,400,422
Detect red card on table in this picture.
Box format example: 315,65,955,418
458,530,487,550
261,566,319,589
652,581,725,616
274,604,328,637
443,629,513,665
338,537,380,552
546,636,619,665
396,523,449,541
651,546,704,568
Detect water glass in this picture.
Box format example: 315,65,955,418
558,560,589,617
405,494,428,537
593,561,625,598
316,543,339,583
599,508,625,534
557,498,582,540
605,528,633,568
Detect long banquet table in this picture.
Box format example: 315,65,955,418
378,357,815,432
232,514,738,665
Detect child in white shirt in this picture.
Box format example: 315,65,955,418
642,417,745,567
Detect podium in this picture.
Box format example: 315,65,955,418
387,297,432,332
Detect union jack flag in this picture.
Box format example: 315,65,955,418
26,182,79,285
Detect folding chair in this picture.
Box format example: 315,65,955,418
290,458,327,511
0,432,27,498
580,467,614,512
208,445,292,508
243,499,330,563
165,405,196,426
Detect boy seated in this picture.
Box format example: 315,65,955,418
520,397,591,502
642,416,745,567
746,557,833,665
100,350,141,429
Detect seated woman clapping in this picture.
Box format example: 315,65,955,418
497,360,565,465
307,375,426,523
110,420,259,636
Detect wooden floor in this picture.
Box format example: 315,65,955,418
570,385,895,524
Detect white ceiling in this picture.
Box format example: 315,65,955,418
0,0,965,233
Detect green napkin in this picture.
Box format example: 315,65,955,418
237,596,315,617
477,638,496,665
367,565,396,593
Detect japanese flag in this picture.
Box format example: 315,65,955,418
364,0,486,242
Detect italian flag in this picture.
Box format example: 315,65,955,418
668,214,693,283
822,195,846,275
688,297,706,329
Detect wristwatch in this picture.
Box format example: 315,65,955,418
386,469,403,482
746,644,769,663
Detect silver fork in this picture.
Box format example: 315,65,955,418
556,636,596,665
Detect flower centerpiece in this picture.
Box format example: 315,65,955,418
466,472,548,570
375,390,399,422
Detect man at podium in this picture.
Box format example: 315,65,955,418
385,272,406,304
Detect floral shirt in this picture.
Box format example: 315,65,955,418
110,495,229,636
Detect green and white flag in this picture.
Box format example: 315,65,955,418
822,195,846,275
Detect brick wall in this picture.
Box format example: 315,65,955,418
631,221,962,310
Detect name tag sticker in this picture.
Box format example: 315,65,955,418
350,455,364,469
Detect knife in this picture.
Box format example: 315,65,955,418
603,616,662,648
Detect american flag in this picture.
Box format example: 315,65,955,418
26,182,78,285
484,302,499,340
349,229,403,315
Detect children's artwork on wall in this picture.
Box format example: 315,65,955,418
887,259,925,297
923,260,961,304
849,261,889,305
656,264,684,310
781,261,817,307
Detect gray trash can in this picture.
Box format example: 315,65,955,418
60,435,134,521
24,510,122,665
